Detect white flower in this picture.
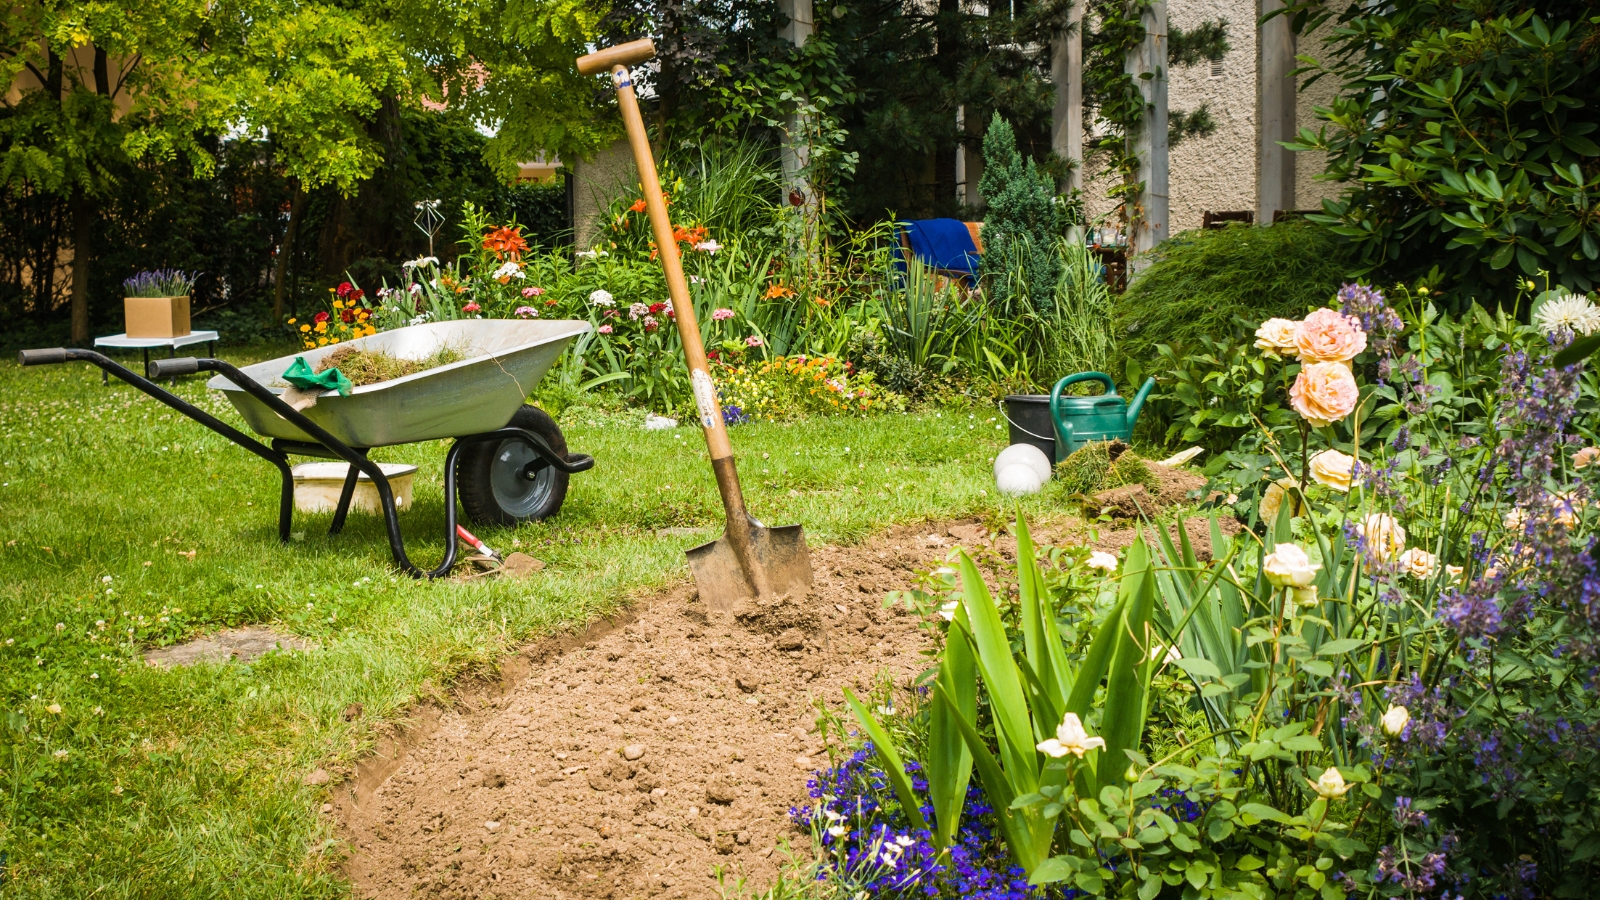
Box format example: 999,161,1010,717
1381,704,1410,737
1397,547,1438,580
102,575,113,584
1148,641,1181,664
938,600,959,622
1263,543,1320,588
576,248,609,260
403,255,439,270
828,825,847,838
492,261,524,281
408,314,429,326
589,289,615,307
1308,766,1352,799
408,283,423,295
629,302,650,320
1086,551,1119,571
694,239,722,253
1035,712,1106,758
1308,449,1358,492
53,749,68,760
1358,513,1406,561
1533,292,1600,336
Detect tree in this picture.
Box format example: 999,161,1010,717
1284,1,1600,303
980,113,1063,311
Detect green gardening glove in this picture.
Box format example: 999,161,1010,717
281,356,353,397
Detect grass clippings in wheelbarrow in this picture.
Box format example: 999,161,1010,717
316,344,469,387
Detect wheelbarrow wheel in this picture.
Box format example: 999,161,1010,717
456,405,570,526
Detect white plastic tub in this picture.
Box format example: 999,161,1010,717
291,462,418,515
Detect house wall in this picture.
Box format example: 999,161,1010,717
1078,0,1342,235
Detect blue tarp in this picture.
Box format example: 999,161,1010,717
895,218,980,286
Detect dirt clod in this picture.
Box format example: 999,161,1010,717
343,702,364,721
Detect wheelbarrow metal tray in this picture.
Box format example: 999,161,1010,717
207,320,590,447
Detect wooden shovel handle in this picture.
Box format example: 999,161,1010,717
576,39,656,76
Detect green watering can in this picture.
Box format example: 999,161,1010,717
1049,372,1156,460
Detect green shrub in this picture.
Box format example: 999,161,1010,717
979,114,1063,313
1115,220,1355,373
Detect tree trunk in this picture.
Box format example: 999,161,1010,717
272,181,305,321
70,194,92,343
933,0,962,213
318,95,407,281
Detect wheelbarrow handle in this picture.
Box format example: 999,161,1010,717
18,348,70,366
149,357,200,377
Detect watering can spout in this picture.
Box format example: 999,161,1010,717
1126,377,1157,432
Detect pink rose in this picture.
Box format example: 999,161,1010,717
1295,308,1367,363
521,286,544,298
598,324,613,334
1290,361,1359,426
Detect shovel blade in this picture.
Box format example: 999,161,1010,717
686,523,812,609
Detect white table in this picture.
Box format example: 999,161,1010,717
92,331,220,384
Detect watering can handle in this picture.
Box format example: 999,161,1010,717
1049,372,1117,408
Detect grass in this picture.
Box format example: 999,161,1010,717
0,339,1044,898
314,344,468,387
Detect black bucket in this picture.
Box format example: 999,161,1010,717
1003,394,1056,462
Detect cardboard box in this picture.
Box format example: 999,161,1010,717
124,295,191,338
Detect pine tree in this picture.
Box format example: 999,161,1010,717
978,113,1062,312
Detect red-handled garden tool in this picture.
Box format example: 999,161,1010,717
577,39,813,610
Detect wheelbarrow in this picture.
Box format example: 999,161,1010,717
17,319,596,579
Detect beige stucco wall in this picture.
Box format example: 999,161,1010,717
1078,0,1344,233
1293,14,1343,213
1166,0,1259,232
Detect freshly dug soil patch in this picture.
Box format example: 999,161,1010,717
334,513,1241,899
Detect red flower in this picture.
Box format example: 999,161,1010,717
313,311,330,324
351,289,365,301
603,308,618,318
340,309,354,324
648,302,666,314
336,281,354,299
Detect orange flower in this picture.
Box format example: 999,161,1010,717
764,283,795,300
482,225,528,260
629,199,647,213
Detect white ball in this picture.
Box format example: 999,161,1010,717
994,443,1052,483
996,462,1044,496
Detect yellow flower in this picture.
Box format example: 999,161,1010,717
316,337,328,346
299,324,311,332
287,317,297,324
333,299,344,310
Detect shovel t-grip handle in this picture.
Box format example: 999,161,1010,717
580,42,773,600
576,39,656,76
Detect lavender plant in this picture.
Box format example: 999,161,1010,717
122,270,196,298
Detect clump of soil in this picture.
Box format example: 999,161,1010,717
332,516,1241,899
317,344,468,387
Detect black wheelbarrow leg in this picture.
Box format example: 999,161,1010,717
329,453,368,537
190,357,467,579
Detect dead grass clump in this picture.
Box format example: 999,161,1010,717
317,344,467,387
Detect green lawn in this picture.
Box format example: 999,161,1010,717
0,341,1027,897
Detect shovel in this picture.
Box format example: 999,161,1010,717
577,39,813,610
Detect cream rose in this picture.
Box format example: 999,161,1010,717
1254,318,1300,358
1257,477,1301,524
1397,547,1437,580
1575,447,1600,470
1309,449,1358,492
1308,766,1353,799
1263,543,1320,588
1290,362,1360,427
1358,513,1406,560
1381,704,1410,737
1295,308,1368,363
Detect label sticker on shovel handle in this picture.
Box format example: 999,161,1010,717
692,369,719,429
